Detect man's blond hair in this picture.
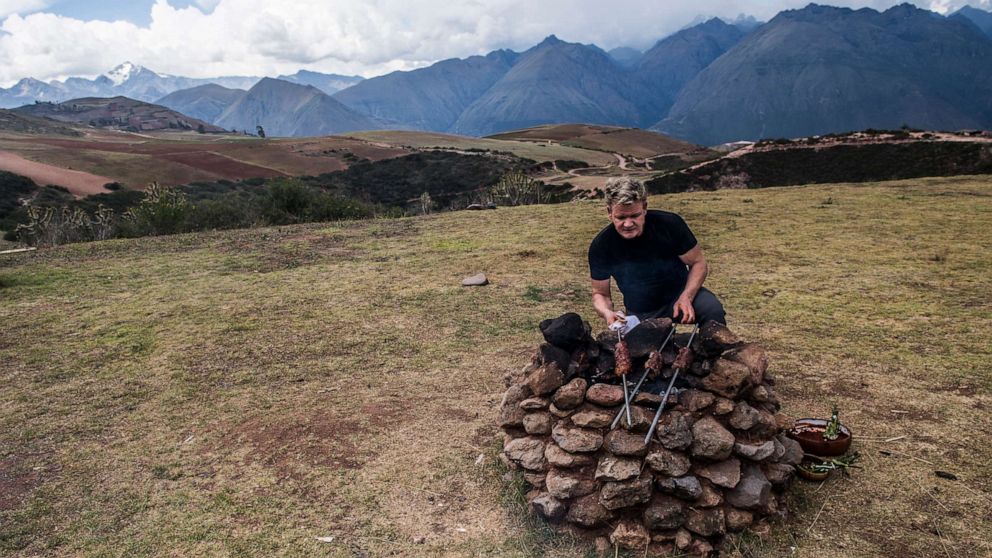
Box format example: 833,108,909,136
604,176,647,207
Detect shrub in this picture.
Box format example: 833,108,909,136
122,182,192,237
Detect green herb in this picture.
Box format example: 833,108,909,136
800,453,861,474
823,405,841,441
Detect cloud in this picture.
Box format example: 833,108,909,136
0,0,51,19
0,0,989,87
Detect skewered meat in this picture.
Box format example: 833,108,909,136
673,346,694,370
615,339,631,376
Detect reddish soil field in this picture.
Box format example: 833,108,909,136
156,151,285,180
0,150,112,196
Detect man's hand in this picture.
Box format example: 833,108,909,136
672,295,695,324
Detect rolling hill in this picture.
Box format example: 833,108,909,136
215,78,386,137
12,97,225,133
156,84,247,124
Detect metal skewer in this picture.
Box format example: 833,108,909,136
619,328,632,427
611,325,677,430
644,323,699,444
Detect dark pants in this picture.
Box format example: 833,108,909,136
635,287,727,325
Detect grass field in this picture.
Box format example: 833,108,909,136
1,176,990,557
347,130,616,166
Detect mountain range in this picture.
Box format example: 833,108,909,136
0,63,361,109
4,3,992,144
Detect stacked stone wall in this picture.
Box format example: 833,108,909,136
498,313,800,556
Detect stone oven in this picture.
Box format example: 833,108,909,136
498,313,801,555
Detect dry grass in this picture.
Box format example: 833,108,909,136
347,130,616,166
1,176,990,557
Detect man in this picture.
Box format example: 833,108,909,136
589,177,726,329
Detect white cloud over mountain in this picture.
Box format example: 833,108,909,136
0,0,989,86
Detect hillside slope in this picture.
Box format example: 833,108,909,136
655,4,992,144
215,78,386,137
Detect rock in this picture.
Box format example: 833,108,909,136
595,456,642,482
777,434,804,466
712,397,735,416
539,313,590,351
694,458,741,488
527,362,564,396
503,437,547,471
565,493,614,527
498,384,530,428
724,343,767,385
655,411,694,450
618,405,653,432
751,409,778,437
505,362,535,387
763,463,795,486
729,401,761,430
536,343,571,372
531,493,566,520
687,537,714,556
696,482,723,507
461,273,489,286
685,507,726,537
725,507,754,532
656,475,703,500
774,413,796,431
519,397,550,411
546,469,597,499
642,494,686,530
701,358,751,398
690,416,735,460
726,465,771,511
645,448,691,477
633,391,662,406
693,320,742,357
552,378,587,409
523,473,546,488
594,537,611,558
551,425,603,453
771,438,786,461
604,430,649,457
523,412,552,435
610,520,650,550
595,350,616,377
600,476,653,510
624,317,674,358
545,443,597,469
675,528,692,550
679,389,715,412
586,383,624,406
548,403,575,418
734,440,777,462
571,407,615,428
749,384,777,404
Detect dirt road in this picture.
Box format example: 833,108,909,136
0,150,112,197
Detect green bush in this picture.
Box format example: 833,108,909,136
121,182,192,237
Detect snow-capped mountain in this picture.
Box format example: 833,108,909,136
105,62,143,86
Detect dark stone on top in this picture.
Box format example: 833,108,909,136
540,312,591,351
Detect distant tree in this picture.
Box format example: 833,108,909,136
197,124,205,134
256,125,266,139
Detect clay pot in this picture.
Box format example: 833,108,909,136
796,457,831,482
787,418,852,457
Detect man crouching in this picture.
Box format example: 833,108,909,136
588,176,726,328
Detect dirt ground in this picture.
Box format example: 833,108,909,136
0,149,113,196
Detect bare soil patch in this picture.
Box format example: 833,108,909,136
0,149,112,196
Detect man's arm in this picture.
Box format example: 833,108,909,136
591,278,620,326
673,244,708,324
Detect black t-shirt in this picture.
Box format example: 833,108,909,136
588,209,698,315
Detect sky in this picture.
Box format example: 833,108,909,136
0,0,990,87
